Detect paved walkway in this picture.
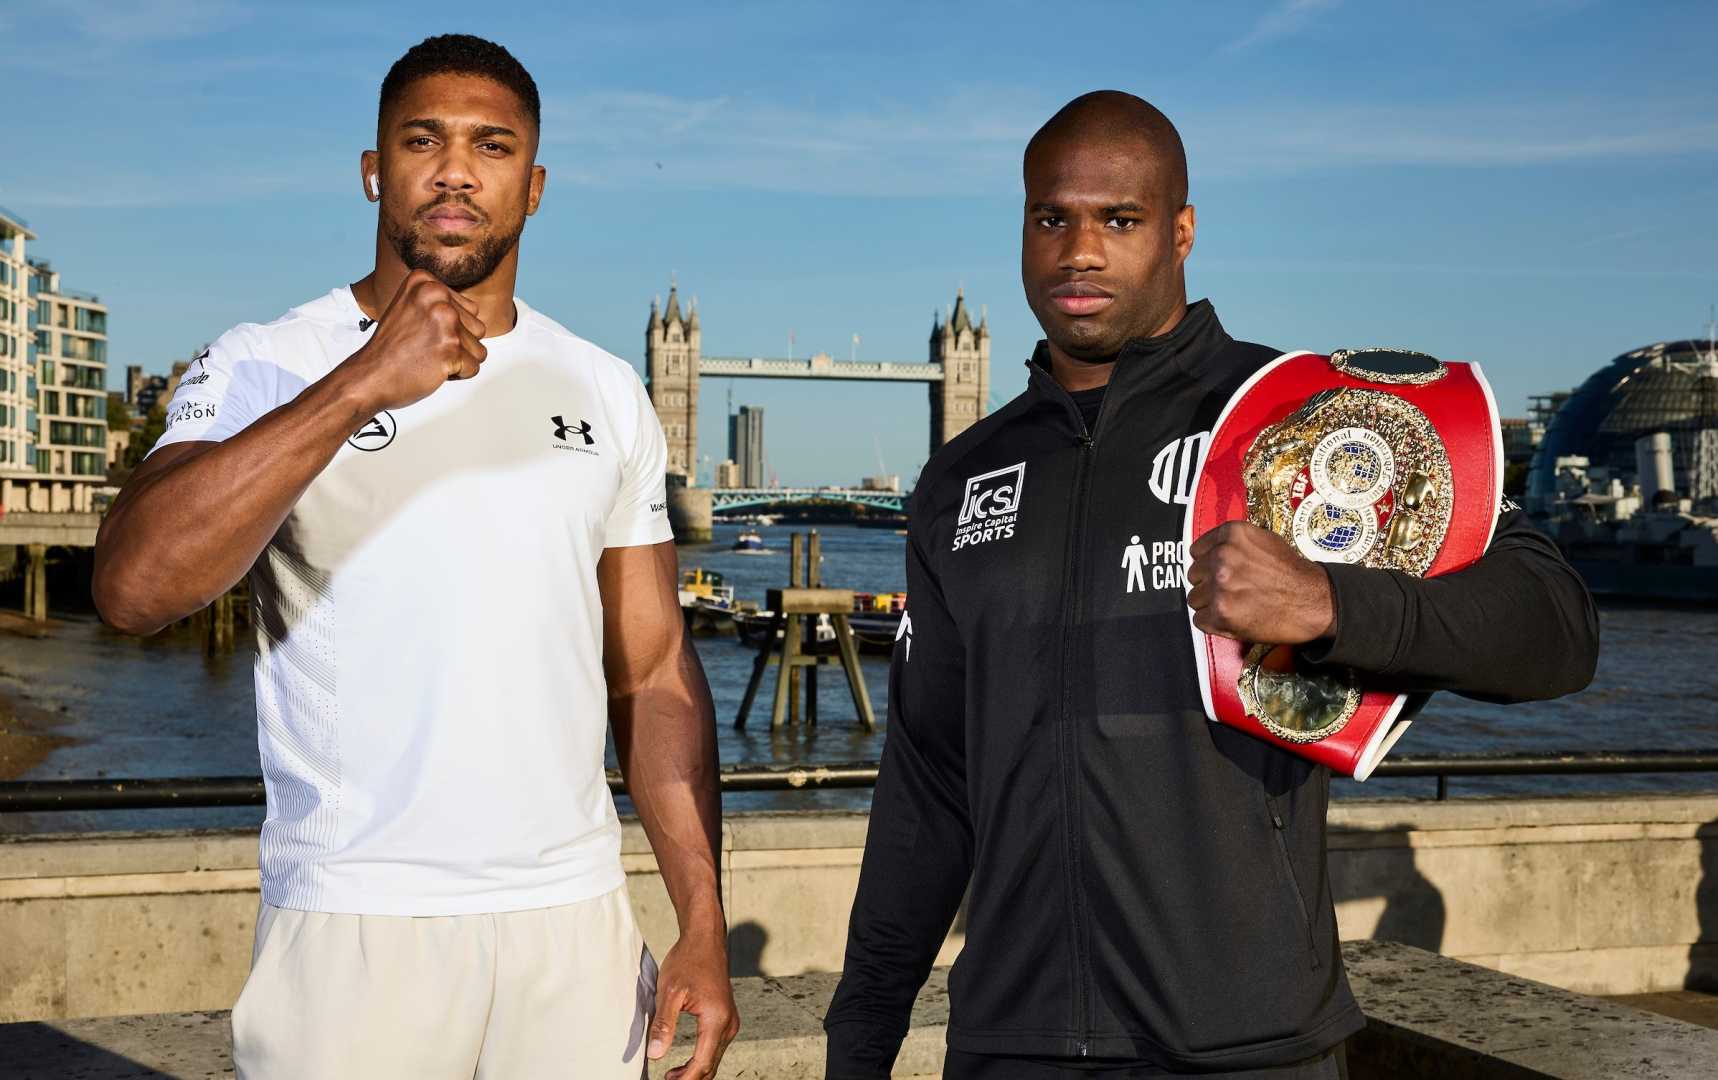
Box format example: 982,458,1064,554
8,947,1718,1079
1613,990,1718,1031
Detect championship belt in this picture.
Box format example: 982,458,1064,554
1182,348,1504,780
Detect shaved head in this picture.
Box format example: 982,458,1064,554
1020,91,1198,379
1025,90,1188,208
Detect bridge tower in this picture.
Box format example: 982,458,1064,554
646,283,701,481
929,289,990,452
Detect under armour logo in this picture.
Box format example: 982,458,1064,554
552,415,595,445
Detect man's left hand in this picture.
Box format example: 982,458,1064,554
1186,521,1336,645
648,926,740,1080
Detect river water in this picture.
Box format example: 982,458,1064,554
2,521,1715,832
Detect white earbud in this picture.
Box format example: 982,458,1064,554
368,175,380,198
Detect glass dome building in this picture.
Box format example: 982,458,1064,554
1526,338,1718,512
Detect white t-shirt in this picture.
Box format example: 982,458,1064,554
152,286,673,915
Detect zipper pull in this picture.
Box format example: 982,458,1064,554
1077,1040,1091,1057
1271,811,1286,830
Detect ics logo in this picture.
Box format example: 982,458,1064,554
954,461,1026,551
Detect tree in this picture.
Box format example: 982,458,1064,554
106,392,133,431
127,403,167,469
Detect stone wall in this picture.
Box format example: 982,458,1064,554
2,795,1715,1023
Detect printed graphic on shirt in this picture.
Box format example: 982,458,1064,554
164,400,217,430
552,415,599,455
1148,432,1209,506
347,412,396,452
1122,535,1188,593
954,462,1025,552
895,610,914,661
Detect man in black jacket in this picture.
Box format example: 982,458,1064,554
823,91,1599,1079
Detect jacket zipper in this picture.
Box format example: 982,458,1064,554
1055,396,1097,1056
1265,793,1320,967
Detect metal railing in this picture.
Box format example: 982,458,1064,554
2,752,1717,813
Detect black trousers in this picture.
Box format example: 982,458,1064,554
941,1043,1347,1079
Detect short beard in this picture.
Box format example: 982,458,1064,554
384,210,523,292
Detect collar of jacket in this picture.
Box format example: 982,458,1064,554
1023,299,1241,436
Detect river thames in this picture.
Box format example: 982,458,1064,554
1,521,1714,832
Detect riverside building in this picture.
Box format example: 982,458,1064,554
0,205,110,513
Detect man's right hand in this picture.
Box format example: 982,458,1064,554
342,269,487,415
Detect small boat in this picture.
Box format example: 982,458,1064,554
731,529,774,555
849,592,907,655
732,609,777,647
735,593,907,657
679,568,739,635
736,610,839,651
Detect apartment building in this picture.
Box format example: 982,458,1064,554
0,204,109,513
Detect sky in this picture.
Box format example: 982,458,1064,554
3,0,1716,487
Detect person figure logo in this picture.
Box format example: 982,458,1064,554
1123,534,1150,593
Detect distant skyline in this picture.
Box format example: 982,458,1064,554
4,0,1715,485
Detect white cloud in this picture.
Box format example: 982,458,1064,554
0,155,347,210
1224,0,1343,54
28,0,255,44
1188,101,1718,175
539,88,1045,198
531,87,1718,198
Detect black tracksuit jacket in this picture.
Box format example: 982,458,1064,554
823,301,1599,1074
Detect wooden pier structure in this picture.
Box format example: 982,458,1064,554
734,531,877,731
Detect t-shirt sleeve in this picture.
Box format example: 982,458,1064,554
604,368,674,549
146,328,279,456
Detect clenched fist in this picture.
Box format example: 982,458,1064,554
343,269,487,415
1186,521,1337,645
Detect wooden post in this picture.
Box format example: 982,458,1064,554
805,532,821,726
771,611,800,730
786,533,804,727
206,590,235,654
831,613,876,731
26,544,46,623
734,613,781,729
21,548,34,620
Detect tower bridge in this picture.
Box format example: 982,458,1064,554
644,283,991,483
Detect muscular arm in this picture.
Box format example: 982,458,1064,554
599,540,737,1079
1189,511,1599,702
93,378,370,634
93,270,487,635
1302,510,1599,701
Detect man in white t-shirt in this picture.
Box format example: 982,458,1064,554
93,34,738,1080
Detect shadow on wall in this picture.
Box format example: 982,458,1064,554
729,920,768,978
723,893,972,978
1329,822,1447,954
1691,816,1718,991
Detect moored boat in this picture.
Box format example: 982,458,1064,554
731,529,774,555
679,568,740,635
